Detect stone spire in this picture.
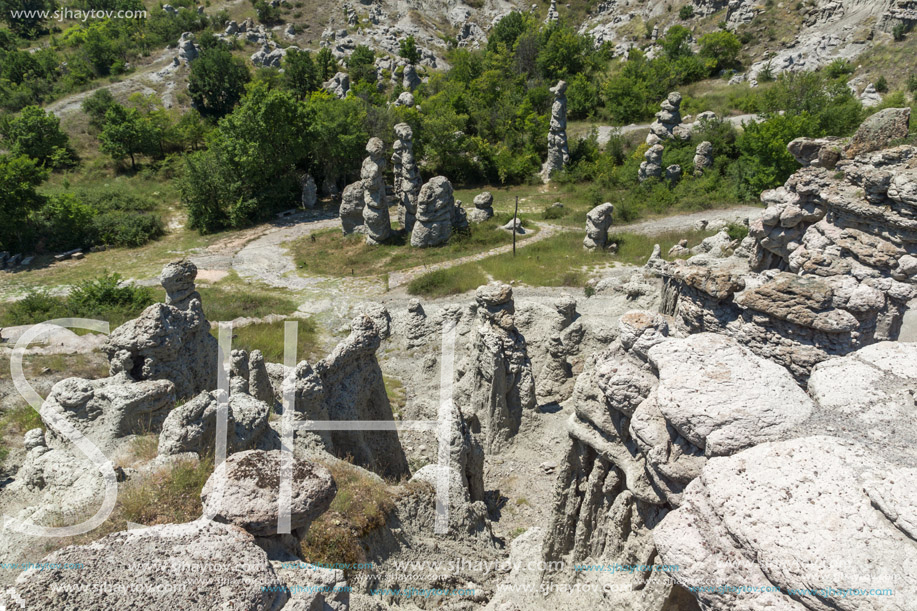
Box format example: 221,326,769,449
394,122,421,231
541,80,570,182
361,137,391,244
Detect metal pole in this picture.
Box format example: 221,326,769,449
513,196,518,257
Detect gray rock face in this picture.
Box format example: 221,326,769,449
653,116,917,380
394,90,414,107
104,262,218,399
411,176,455,248
541,80,570,182
394,122,421,231
291,310,410,480
158,390,272,456
251,42,288,68
647,91,685,144
160,260,200,310
456,283,536,453
402,63,421,90
201,449,336,537
638,144,664,182
300,173,317,209
0,521,290,610
339,180,365,234
176,32,199,63
655,436,917,611
322,71,350,99
693,141,714,176
583,202,614,250
468,191,494,223
40,376,175,451
846,107,910,158
514,294,583,404
361,137,391,245
410,407,487,535
787,136,843,169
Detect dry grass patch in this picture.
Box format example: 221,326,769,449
300,460,396,566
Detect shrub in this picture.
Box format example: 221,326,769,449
734,113,821,198
875,76,888,93
2,105,72,167
893,22,907,42
678,5,694,19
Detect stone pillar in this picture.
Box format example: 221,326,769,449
394,122,421,231
541,80,570,183
361,137,391,245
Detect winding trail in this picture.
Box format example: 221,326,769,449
187,205,761,293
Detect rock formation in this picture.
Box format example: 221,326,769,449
40,376,175,451
539,313,827,606
860,82,883,107
583,202,614,250
290,309,411,480
361,137,391,245
638,144,664,182
649,109,917,380
693,141,713,176
453,199,470,232
394,122,421,231
322,71,350,98
647,91,687,145
455,283,536,453
339,180,365,234
665,163,682,186
411,176,455,248
158,389,273,457
402,63,421,90
469,191,494,223
514,294,584,404
541,80,570,182
104,261,218,399
300,173,317,209
201,449,336,554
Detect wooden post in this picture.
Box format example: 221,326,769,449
513,196,519,257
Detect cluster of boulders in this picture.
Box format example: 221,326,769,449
469,191,495,223
541,80,570,182
646,108,917,379
647,91,689,146
525,308,917,608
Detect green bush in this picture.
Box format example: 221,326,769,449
678,5,694,19
1,273,154,327
733,113,821,198
875,76,889,93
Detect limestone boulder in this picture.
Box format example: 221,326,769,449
845,107,910,158
411,176,455,247
201,449,336,537
158,390,272,456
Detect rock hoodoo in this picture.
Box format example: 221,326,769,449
693,141,713,176
583,202,614,250
541,80,570,182
455,283,536,453
638,144,664,182
360,137,391,245
104,260,218,399
647,91,687,144
394,122,421,231
300,173,317,209
411,176,455,248
339,180,365,235
469,191,495,223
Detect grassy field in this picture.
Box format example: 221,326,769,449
215,318,321,363
408,228,715,297
288,215,533,277
198,272,301,322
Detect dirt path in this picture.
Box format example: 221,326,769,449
386,222,572,288
594,113,762,146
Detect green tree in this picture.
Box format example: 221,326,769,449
188,45,251,118
537,22,592,81
99,104,155,168
660,25,693,59
0,153,47,250
315,47,338,81
347,44,376,84
283,49,319,99
734,113,821,197
81,88,117,130
399,35,420,65
678,5,694,19
488,11,529,52
0,0,55,37
697,30,742,72
304,91,368,188
3,105,71,167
